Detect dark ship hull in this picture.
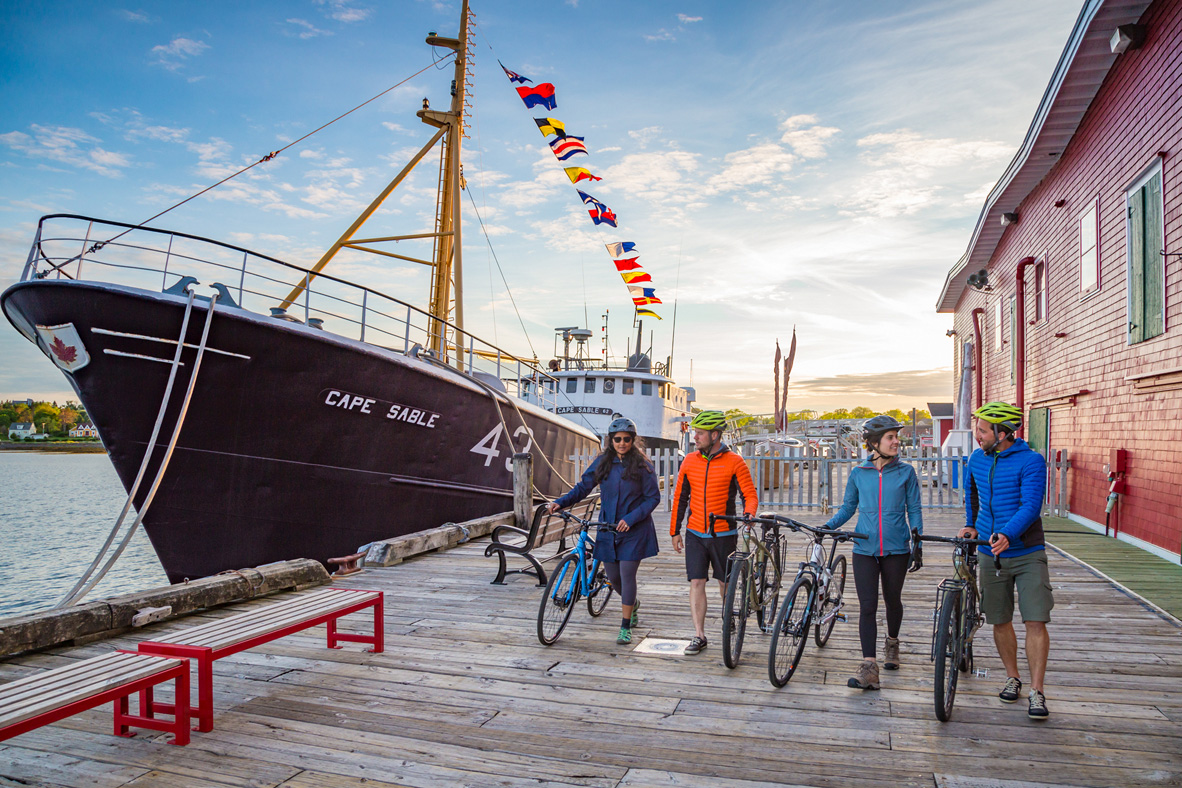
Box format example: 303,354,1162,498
3,279,597,583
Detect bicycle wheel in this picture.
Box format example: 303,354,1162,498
754,535,781,630
768,574,814,688
815,553,846,647
933,587,963,721
959,587,979,673
537,554,582,646
722,559,750,669
586,563,613,617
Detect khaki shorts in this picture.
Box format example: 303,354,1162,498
980,550,1054,624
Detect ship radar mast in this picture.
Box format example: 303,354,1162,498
278,0,471,363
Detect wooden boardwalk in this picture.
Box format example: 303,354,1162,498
2,511,1181,788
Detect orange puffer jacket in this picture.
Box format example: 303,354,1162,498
670,446,758,536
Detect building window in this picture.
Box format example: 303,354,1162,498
1034,260,1047,323
994,300,1003,351
603,378,615,393
566,378,577,394
623,378,635,395
1079,200,1099,295
584,377,596,393
1126,163,1164,344
641,380,652,396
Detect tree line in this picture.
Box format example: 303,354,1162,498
0,400,94,439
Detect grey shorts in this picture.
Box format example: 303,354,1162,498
980,550,1054,624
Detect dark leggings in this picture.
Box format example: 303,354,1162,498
603,560,640,606
852,553,909,659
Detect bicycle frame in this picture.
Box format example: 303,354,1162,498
550,522,606,603
721,516,784,616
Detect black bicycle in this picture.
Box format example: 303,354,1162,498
767,517,866,687
915,530,998,721
710,513,788,669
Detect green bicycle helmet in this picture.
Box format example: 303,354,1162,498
973,401,1023,433
689,410,728,431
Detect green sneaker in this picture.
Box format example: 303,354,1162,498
617,627,633,645
630,600,640,629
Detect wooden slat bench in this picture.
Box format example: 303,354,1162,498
485,497,599,586
138,586,382,732
0,650,190,746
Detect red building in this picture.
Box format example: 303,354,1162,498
937,0,1181,562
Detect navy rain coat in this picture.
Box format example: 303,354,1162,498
554,453,660,562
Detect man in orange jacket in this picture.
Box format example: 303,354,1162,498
671,410,758,655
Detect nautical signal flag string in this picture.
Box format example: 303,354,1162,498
500,62,661,318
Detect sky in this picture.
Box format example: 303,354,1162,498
0,0,1085,415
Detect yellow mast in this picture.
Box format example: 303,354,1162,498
279,0,470,362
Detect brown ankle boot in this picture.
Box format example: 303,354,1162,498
847,659,880,690
883,637,900,670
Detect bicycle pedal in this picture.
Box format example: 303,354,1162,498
973,668,989,678
836,613,847,623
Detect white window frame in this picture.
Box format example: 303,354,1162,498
993,299,1003,352
1033,257,1048,325
1124,159,1166,345
1078,198,1100,297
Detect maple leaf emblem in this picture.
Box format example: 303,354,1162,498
50,336,78,364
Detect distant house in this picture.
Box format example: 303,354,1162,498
928,402,954,448
69,422,98,438
8,423,36,439
937,0,1180,561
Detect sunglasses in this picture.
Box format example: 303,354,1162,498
611,435,634,443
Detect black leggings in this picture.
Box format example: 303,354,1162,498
852,553,909,659
603,560,640,606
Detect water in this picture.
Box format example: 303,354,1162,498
0,452,168,618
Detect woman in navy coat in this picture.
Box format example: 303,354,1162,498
548,416,660,645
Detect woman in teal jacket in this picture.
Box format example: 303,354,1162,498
824,415,923,690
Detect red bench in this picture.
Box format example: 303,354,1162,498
0,650,190,746
138,586,382,732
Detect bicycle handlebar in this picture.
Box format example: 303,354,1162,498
709,513,780,528
765,514,868,540
552,509,616,531
913,530,1001,572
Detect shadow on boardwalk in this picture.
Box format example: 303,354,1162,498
2,511,1180,787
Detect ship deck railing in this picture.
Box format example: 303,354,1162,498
20,214,571,412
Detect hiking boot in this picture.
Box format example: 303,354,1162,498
847,659,880,690
617,627,633,645
999,677,1023,703
630,600,640,629
684,635,708,655
883,637,900,670
1028,689,1049,720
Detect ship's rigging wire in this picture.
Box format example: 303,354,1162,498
464,186,538,362
57,289,221,607
41,56,456,275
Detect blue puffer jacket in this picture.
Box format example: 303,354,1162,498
555,453,660,562
824,458,922,557
965,438,1047,558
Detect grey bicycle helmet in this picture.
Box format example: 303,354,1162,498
607,417,637,435
862,415,904,444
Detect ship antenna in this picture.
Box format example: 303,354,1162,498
668,240,682,378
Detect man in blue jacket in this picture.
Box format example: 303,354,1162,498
958,402,1052,720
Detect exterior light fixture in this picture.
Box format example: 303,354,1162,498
967,269,991,291
1000,211,1020,226
1110,24,1146,54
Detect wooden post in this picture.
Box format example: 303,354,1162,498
513,453,533,529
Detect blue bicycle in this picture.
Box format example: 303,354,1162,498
536,510,615,645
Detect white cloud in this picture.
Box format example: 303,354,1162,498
706,143,796,195
299,149,324,159
285,18,331,39
644,29,675,42
119,10,152,23
779,115,840,159
314,0,371,23
677,14,702,23
627,126,663,147
381,122,407,133
150,36,209,71
0,125,132,177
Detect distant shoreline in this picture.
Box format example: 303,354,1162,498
0,442,106,453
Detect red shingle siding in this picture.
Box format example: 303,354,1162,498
952,0,1182,556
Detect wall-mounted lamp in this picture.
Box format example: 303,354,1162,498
946,329,957,337
1000,211,1020,226
1110,24,1146,54
1054,199,1067,208
967,269,991,291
